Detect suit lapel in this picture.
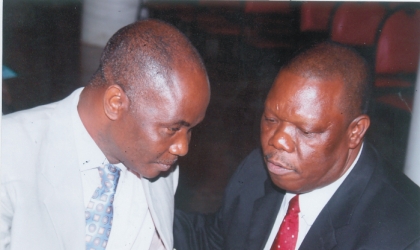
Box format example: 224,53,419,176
247,179,284,250
298,209,337,250
38,93,86,249
142,167,178,250
299,144,377,250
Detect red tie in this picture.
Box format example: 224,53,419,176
270,195,300,250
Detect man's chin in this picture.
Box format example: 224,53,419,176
269,174,304,193
136,164,174,180
126,166,159,179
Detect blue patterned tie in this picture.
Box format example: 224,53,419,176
85,164,121,250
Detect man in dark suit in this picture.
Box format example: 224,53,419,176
174,42,420,250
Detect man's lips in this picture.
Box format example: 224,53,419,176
266,161,296,176
155,159,177,171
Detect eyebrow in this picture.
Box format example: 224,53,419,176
176,121,191,127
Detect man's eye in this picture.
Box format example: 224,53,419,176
299,129,314,137
166,127,180,135
264,116,276,123
170,127,180,132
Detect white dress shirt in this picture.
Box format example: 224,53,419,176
264,144,364,250
70,89,165,250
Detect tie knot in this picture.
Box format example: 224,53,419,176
99,164,121,192
287,195,300,214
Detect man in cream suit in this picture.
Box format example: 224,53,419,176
1,19,210,250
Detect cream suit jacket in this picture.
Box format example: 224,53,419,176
1,88,179,250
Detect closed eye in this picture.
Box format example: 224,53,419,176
263,115,276,123
298,128,316,138
171,127,181,132
166,127,181,136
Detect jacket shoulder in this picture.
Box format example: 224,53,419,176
2,102,58,139
340,144,420,248
225,148,268,194
382,161,420,214
2,102,61,181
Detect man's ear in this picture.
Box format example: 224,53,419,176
348,114,370,149
103,85,129,121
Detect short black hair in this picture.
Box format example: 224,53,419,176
89,19,206,103
282,41,372,119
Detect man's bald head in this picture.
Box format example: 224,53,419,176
282,42,372,121
262,42,372,193
89,19,206,105
79,19,210,179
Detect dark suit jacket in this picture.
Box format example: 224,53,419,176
174,143,420,249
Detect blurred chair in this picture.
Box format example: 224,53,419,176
330,2,387,64
373,8,420,112
299,2,336,47
331,2,386,46
375,8,420,78
195,0,242,37
244,1,292,14
242,1,298,50
193,1,243,61
300,2,335,32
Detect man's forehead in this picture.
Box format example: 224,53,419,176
133,70,208,107
273,70,344,95
268,71,344,115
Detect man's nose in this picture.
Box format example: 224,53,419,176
268,123,294,153
169,132,190,157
